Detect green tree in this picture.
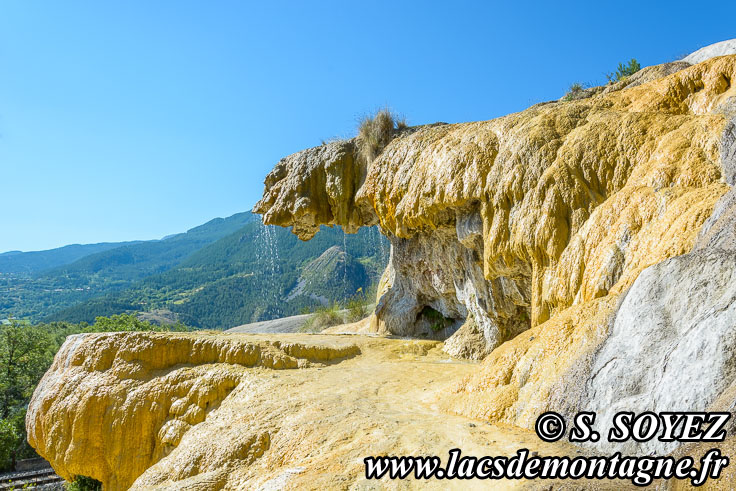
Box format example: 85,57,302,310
0,419,19,470
87,314,164,332
0,322,54,418
0,321,55,468
88,314,149,332
606,58,641,82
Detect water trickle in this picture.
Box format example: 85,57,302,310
342,228,348,299
255,221,283,318
367,226,389,269
376,227,388,266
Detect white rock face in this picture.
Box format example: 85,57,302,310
682,39,736,64
584,249,736,455
376,227,532,350
721,113,736,184
695,187,736,252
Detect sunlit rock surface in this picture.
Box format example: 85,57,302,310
584,248,736,455
682,38,736,65
255,52,736,455
29,333,600,490
27,332,360,489
256,55,736,353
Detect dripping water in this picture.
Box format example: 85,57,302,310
342,228,348,300
256,221,282,318
376,227,388,266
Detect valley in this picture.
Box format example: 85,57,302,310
0,212,389,330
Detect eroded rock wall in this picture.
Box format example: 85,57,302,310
256,55,736,356
442,72,736,455
373,227,531,348
254,54,736,456
26,47,736,488
584,248,736,454
26,332,360,489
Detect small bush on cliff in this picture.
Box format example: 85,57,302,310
347,298,367,322
357,108,407,163
66,475,102,491
346,289,370,322
300,303,344,332
606,58,641,83
561,82,586,101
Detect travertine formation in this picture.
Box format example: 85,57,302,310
585,248,736,455
255,48,736,454
683,38,736,65
26,332,360,489
256,53,736,354
27,41,736,488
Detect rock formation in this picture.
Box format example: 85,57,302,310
27,40,736,488
683,38,736,65
255,47,736,456
256,52,736,356
26,332,361,489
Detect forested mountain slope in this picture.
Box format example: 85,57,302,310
0,241,143,274
46,222,388,329
0,212,257,321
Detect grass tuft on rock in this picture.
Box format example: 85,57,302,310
300,303,344,332
357,108,407,164
561,82,587,101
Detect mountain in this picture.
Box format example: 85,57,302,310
0,212,258,321
47,222,389,329
287,245,369,306
0,242,144,274
46,212,257,282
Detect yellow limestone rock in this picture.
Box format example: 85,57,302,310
442,295,619,428
257,56,735,347
29,333,603,490
28,54,736,489
26,332,360,489
253,54,736,463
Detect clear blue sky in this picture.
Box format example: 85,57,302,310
1,1,734,252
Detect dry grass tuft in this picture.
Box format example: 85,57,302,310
561,82,586,101
357,108,407,163
300,303,344,333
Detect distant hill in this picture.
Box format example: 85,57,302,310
47,222,389,329
0,212,259,320
0,241,143,274
288,246,369,305
0,209,389,329
46,212,257,282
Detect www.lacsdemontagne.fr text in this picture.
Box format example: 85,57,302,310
364,448,728,486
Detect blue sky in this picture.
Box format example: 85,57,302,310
1,1,734,252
